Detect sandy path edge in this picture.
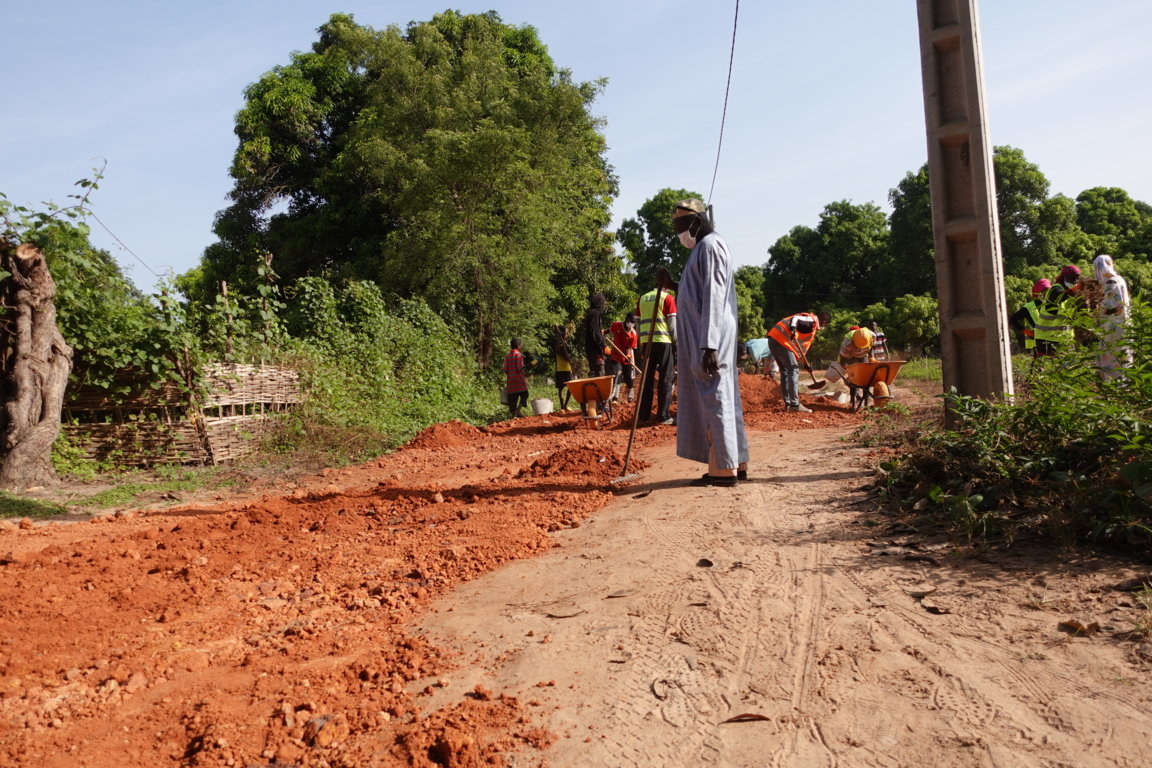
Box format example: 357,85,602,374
420,426,1152,768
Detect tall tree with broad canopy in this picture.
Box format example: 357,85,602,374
992,146,1093,271
886,165,935,297
617,187,702,290
201,12,616,364
763,200,889,320
1076,186,1151,257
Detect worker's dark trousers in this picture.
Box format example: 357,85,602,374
507,389,528,416
768,337,801,408
637,342,673,422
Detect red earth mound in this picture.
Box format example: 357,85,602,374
516,444,649,481
406,419,487,450
0,371,867,767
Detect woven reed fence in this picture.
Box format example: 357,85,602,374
61,363,301,466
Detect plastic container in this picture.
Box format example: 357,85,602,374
530,397,553,416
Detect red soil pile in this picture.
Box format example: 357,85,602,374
406,419,486,450
0,374,865,767
738,372,863,430
517,445,649,481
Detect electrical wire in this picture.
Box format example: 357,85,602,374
86,211,163,280
707,0,740,206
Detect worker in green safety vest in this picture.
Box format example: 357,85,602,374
633,266,678,425
1009,278,1051,356
1033,265,1082,355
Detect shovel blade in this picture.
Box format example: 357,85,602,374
806,379,827,390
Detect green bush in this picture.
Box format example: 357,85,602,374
876,298,1152,550
277,279,506,462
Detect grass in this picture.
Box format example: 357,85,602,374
898,357,943,382
1022,587,1050,610
1134,588,1152,638
0,492,68,519
71,473,206,509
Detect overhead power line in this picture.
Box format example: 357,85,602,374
707,0,740,206
87,211,163,280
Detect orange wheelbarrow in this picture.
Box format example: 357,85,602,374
565,375,615,428
843,361,905,412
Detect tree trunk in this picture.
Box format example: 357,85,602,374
0,240,73,489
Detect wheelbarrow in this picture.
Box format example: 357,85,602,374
565,375,615,428
843,360,905,412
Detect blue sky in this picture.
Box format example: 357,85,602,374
3,1,1150,292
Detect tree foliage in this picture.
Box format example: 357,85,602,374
617,187,702,290
886,165,935,298
751,146,1151,357
764,200,889,320
734,265,767,341
281,277,496,452
1076,186,1152,259
200,11,616,364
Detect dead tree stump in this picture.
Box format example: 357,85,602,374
0,239,74,489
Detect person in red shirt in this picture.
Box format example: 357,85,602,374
502,338,529,418
607,313,639,402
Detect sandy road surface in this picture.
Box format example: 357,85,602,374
422,428,1152,768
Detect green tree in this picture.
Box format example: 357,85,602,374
1114,258,1152,299
734,265,767,340
1124,219,1152,261
818,200,890,302
763,201,889,319
992,146,1091,271
617,187,702,289
888,294,940,354
1031,194,1094,266
886,165,935,297
993,146,1050,272
763,225,818,322
201,11,616,364
1076,186,1147,255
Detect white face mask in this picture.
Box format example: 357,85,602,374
678,230,696,249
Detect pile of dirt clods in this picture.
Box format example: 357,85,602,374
0,373,861,767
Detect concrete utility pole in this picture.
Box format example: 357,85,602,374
916,0,1014,407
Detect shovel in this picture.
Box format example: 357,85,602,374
791,331,827,390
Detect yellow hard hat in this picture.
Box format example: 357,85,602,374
852,327,875,349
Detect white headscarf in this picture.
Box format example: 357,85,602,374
1093,254,1130,318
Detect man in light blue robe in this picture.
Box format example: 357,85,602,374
671,198,749,487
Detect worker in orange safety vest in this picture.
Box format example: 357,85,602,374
767,310,831,413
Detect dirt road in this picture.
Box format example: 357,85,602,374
423,427,1152,768
1,375,1149,767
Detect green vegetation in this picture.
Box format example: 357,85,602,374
851,401,915,450
4,8,1152,543
71,475,205,509
898,357,942,382
872,300,1152,551
0,493,67,519
1134,588,1152,638
195,11,624,366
